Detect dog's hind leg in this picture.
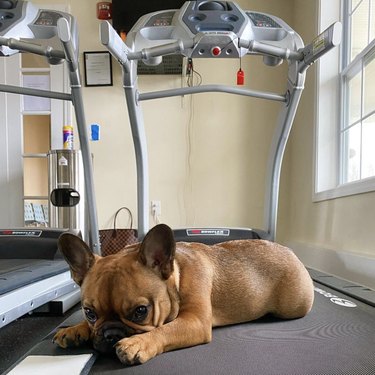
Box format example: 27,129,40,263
273,267,314,319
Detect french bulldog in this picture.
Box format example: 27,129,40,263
53,223,314,365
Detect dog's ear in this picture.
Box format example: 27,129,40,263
58,233,96,286
138,224,176,280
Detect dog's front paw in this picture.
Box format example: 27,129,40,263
53,322,91,348
115,335,158,365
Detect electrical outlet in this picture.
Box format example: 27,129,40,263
186,57,193,75
151,200,161,216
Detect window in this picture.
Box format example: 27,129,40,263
315,0,375,200
341,0,375,183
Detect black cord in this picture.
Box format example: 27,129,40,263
186,58,202,87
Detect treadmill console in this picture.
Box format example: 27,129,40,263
29,9,76,42
125,1,298,61
0,0,37,39
0,0,77,60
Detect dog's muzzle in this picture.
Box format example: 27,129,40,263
93,322,129,354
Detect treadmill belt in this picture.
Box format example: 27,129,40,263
7,279,375,374
0,259,69,295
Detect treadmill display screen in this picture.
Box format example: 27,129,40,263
247,12,281,28
34,11,62,26
145,11,175,27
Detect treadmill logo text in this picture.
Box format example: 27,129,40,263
314,287,357,308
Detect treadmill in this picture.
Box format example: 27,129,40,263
0,0,100,328
100,0,341,242
3,2,375,374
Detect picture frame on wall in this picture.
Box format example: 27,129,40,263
83,51,113,87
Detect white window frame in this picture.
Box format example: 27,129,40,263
314,0,375,201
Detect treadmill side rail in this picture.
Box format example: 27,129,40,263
0,272,79,328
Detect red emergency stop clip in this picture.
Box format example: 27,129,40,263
237,68,244,85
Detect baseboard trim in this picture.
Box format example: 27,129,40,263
286,241,375,290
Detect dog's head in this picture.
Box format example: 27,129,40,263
58,224,180,354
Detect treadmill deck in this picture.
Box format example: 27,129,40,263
4,270,375,374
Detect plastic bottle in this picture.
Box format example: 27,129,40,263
63,125,73,150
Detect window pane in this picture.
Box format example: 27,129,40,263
364,55,375,115
23,115,51,154
23,157,48,197
347,72,362,126
351,1,369,61
343,125,361,182
22,73,51,112
24,199,49,227
361,114,375,178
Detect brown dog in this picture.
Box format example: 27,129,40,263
53,224,314,365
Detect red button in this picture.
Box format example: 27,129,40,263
212,47,221,56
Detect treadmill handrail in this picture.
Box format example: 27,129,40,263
127,40,195,61
298,22,342,72
0,35,65,60
138,85,287,103
57,17,79,73
0,83,72,101
239,39,303,61
57,18,100,254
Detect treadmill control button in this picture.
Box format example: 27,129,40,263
211,46,221,56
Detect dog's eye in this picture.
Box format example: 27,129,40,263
84,307,97,323
132,305,148,322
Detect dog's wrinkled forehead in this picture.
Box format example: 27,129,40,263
81,254,161,312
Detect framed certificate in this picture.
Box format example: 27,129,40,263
83,51,113,87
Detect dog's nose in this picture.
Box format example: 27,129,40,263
93,323,129,354
103,327,127,345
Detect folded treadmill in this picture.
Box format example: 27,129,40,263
0,1,100,327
